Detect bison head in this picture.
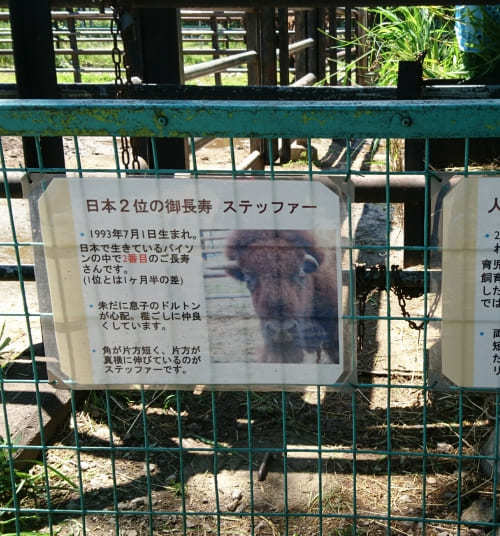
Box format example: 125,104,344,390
224,230,328,352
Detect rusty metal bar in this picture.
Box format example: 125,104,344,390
0,173,428,201
351,174,427,203
180,9,247,17
0,48,114,55
237,149,264,170
183,48,247,56
0,10,113,21
184,50,257,81
0,265,35,282
291,72,316,86
287,37,314,55
194,136,216,150
182,29,247,36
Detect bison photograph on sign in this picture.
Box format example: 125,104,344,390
206,228,340,365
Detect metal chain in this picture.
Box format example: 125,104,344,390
111,3,141,171
356,264,424,352
357,294,367,352
356,265,374,351
390,265,425,331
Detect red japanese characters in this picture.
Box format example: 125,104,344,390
223,230,339,364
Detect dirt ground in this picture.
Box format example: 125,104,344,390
1,135,497,535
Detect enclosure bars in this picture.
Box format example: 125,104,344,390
0,9,249,80
0,8,354,83
3,3,367,176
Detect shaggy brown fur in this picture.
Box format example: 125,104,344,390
225,230,339,364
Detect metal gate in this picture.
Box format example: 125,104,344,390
0,98,500,535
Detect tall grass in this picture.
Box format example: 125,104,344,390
330,6,465,85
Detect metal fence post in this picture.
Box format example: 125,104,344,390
398,60,426,267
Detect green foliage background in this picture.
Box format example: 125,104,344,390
333,6,465,85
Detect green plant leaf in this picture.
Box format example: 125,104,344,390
323,6,465,85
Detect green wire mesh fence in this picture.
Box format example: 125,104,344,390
0,98,499,535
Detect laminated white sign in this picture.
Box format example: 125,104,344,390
442,176,500,387
39,178,351,389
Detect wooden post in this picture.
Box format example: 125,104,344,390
9,0,65,170
67,8,82,83
260,8,277,87
260,8,278,163
122,7,187,170
316,8,326,82
209,14,222,85
294,10,307,82
327,7,338,85
224,16,230,50
344,7,352,85
53,19,61,50
306,9,318,77
245,11,264,170
356,8,369,85
278,8,290,87
278,7,291,164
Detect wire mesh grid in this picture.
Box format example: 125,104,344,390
0,99,499,535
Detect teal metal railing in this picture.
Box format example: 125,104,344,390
0,98,499,535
